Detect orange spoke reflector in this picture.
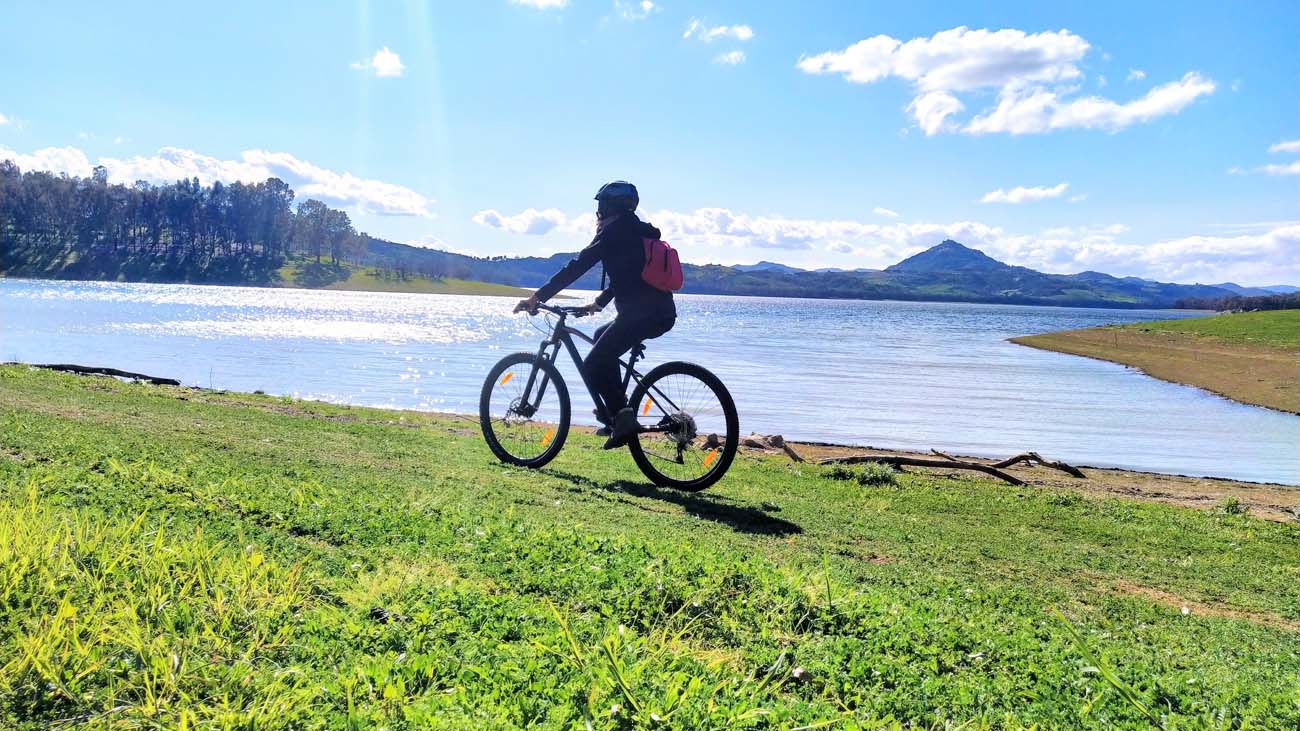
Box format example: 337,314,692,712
702,449,719,468
541,427,556,448
641,398,654,416
499,372,514,386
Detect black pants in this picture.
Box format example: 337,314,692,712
587,312,675,420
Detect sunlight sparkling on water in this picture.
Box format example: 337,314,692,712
3,279,1297,484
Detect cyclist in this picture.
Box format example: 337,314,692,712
514,180,676,449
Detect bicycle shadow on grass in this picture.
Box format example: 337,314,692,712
539,469,802,537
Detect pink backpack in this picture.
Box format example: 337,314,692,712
642,238,684,292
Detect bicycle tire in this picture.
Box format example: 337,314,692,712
627,361,739,491
479,352,570,468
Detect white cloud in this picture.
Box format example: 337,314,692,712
472,208,570,235
471,203,1300,284
512,0,567,7
1126,68,1146,81
981,183,1069,204
1096,74,1107,88
616,0,655,20
873,207,900,218
1069,193,1088,203
965,72,1215,135
908,91,964,135
0,144,433,216
1269,139,1300,154
714,51,746,66
1261,161,1300,176
0,113,9,126
351,46,405,78
684,18,753,42
798,26,1214,135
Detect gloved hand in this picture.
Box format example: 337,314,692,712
513,296,539,314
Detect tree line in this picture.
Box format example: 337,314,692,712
1173,292,1300,311
0,161,364,284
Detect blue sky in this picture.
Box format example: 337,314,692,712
2,1,1297,284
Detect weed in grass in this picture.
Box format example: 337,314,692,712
822,462,898,488
1217,496,1247,516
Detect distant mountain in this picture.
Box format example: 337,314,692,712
733,261,805,274
814,267,879,273
1210,282,1295,297
886,240,1007,273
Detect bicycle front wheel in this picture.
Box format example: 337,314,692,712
627,361,739,491
479,352,570,468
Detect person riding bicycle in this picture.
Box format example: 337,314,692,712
514,180,676,449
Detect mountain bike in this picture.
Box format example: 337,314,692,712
479,303,739,491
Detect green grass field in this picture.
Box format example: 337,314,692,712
2,366,1298,729
1124,309,1300,349
276,260,533,298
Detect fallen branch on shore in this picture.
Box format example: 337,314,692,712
16,363,181,386
817,449,1088,486
991,451,1087,478
819,453,1027,485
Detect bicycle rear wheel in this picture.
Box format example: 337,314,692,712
479,352,570,468
627,361,738,491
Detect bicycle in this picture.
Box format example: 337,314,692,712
479,303,739,491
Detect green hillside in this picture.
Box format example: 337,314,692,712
2,366,1298,729
276,259,532,297
1122,309,1300,349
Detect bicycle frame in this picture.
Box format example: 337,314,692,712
516,306,680,431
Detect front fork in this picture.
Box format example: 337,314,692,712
515,339,561,418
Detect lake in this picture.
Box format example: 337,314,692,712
2,278,1296,484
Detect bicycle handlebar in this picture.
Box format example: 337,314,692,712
533,302,592,318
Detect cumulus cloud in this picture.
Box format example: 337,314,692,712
1013,223,1300,285
1126,68,1146,81
472,208,570,235
684,18,753,42
1229,140,1300,176
873,207,900,218
1261,161,1300,176
615,0,655,20
798,26,1214,135
351,46,405,78
0,144,433,216
511,0,567,8
471,203,1299,284
965,72,1216,135
981,183,1069,204
472,204,1004,253
714,51,746,66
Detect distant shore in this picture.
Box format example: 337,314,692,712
1011,310,1300,414
1,270,536,299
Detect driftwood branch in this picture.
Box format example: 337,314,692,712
992,452,1086,478
23,363,181,386
819,454,1026,485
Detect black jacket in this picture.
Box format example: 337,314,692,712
535,212,675,317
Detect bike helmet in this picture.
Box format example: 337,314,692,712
594,180,639,211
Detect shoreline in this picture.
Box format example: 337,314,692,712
0,273,1217,310
12,362,1299,520
1010,319,1299,415
0,272,535,299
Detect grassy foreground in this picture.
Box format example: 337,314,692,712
1012,310,1300,414
2,367,1299,729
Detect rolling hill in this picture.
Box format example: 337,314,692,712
362,237,1257,309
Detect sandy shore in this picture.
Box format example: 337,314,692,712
1010,327,1299,414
